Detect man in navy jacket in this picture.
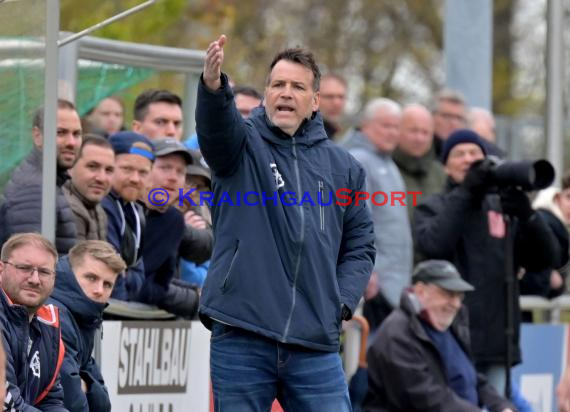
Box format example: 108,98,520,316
197,35,375,411
139,138,200,317
48,240,126,412
0,233,67,411
102,131,154,301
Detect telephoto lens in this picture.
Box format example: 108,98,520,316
491,159,555,191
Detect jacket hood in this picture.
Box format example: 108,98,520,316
399,290,422,317
249,106,328,147
51,256,107,329
533,187,569,227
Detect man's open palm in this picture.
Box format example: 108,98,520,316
203,35,226,91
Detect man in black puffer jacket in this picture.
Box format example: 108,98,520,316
414,129,557,396
0,99,81,254
48,240,126,412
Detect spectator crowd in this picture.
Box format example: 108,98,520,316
0,35,569,412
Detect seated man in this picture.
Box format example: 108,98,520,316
140,138,200,317
0,99,81,254
48,240,126,412
0,233,67,411
63,135,115,241
102,131,154,301
178,151,213,287
364,260,514,412
177,150,213,274
132,89,183,141
414,129,556,393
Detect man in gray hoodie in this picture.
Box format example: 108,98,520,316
342,98,413,329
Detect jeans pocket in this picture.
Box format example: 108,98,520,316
210,321,236,342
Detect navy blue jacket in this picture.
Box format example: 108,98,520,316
196,74,375,352
48,257,111,412
102,191,145,301
0,290,67,411
140,206,185,305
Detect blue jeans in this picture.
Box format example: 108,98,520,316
210,321,352,412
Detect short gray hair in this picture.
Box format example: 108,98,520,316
431,88,466,113
467,107,493,127
361,98,401,125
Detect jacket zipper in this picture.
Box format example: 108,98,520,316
319,180,325,231
282,137,304,340
221,240,240,291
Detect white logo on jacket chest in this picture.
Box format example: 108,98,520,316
270,162,285,189
30,351,40,378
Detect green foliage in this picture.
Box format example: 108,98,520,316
59,0,533,119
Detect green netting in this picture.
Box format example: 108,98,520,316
0,55,45,188
75,60,154,116
0,0,47,192
0,38,154,192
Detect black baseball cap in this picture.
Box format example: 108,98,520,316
186,150,211,185
412,260,474,292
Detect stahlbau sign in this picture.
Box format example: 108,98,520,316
100,320,211,412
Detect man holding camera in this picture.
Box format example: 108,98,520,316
413,129,556,396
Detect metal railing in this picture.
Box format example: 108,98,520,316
520,294,570,323
103,298,176,320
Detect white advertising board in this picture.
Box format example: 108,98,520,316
100,320,211,412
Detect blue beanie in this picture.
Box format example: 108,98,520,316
108,131,155,161
441,129,487,163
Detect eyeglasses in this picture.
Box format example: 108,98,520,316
320,93,346,101
435,111,466,124
2,261,56,278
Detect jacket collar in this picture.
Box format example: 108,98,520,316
533,187,570,228
51,256,107,329
64,179,99,209
399,290,470,352
340,128,391,158
444,176,460,192
0,288,36,324
392,146,437,175
29,147,71,187
248,106,328,147
107,190,138,208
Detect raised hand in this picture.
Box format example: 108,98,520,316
203,35,227,91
